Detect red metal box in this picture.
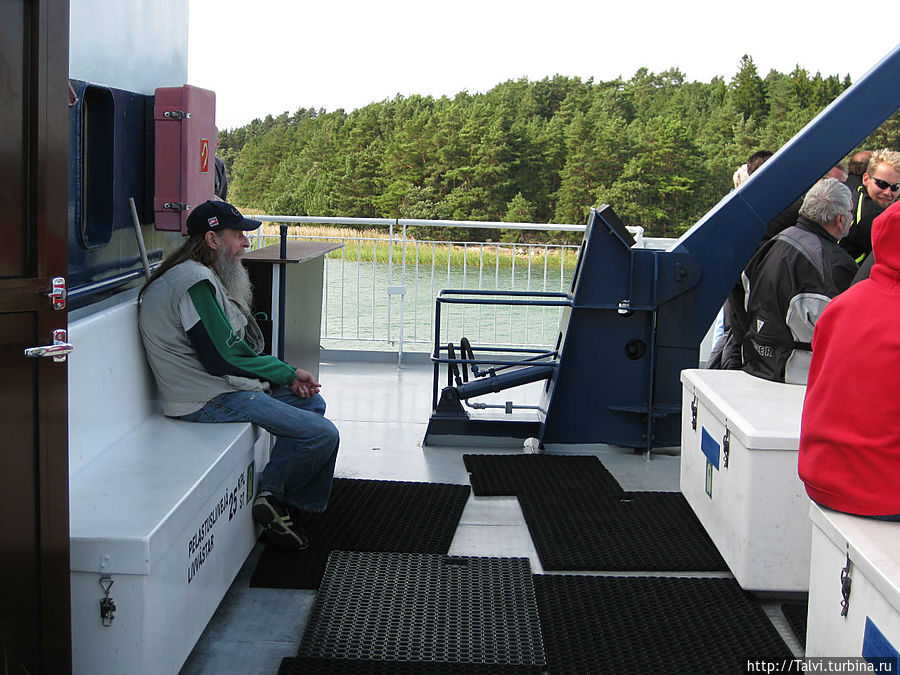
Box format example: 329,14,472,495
153,85,217,232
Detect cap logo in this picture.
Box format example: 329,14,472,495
208,216,219,227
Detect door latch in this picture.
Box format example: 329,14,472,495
24,329,74,363
47,277,66,310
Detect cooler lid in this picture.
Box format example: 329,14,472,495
69,419,256,575
681,368,806,450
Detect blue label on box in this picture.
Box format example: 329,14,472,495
701,427,719,470
863,617,899,668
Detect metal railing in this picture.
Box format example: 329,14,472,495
249,215,646,360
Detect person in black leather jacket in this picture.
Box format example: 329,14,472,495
714,179,857,383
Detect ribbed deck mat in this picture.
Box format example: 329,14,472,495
278,657,542,674
782,602,808,648
249,478,470,589
281,551,544,674
519,490,729,571
463,453,726,571
533,575,793,672
463,453,623,497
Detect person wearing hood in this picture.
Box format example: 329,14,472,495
798,200,900,520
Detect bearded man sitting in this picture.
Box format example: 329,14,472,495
138,200,339,550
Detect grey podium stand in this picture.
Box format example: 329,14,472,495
243,241,342,380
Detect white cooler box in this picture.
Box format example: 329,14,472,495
69,426,269,675
680,369,809,592
806,503,900,660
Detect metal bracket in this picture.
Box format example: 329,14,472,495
690,396,698,430
163,110,191,119
163,202,190,211
840,549,852,617
99,575,116,627
722,427,731,468
47,277,67,310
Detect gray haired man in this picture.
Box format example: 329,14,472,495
740,178,858,383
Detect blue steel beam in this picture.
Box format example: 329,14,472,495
673,43,900,346
540,43,900,452
429,45,900,451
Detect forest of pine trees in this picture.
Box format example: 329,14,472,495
218,56,899,240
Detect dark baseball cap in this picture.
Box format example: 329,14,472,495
186,200,263,236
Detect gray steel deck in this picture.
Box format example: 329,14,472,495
180,356,801,673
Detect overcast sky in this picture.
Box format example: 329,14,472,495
188,0,896,131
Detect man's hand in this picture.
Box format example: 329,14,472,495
290,368,321,398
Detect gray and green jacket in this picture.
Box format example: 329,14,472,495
741,217,857,384
139,260,296,416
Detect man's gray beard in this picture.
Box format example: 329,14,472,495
213,247,254,314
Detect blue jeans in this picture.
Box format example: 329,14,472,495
180,387,339,512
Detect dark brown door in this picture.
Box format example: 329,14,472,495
0,0,72,672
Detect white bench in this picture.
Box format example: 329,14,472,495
806,503,900,660
67,290,270,675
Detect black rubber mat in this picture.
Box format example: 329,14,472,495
782,602,808,648
278,656,535,674
463,453,623,497
463,452,726,572
249,478,470,589
287,551,544,673
519,489,729,571
533,574,792,673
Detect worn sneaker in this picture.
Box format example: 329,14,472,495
252,492,309,550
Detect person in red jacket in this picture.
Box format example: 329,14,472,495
798,200,900,520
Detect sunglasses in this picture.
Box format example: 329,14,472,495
871,177,900,192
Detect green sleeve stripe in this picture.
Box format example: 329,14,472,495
186,282,297,386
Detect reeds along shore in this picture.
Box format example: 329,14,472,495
252,224,581,269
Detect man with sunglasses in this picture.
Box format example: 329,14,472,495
839,148,900,261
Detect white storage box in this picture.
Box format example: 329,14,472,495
680,369,809,592
69,426,269,675
806,503,900,659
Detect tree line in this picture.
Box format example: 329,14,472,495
218,56,899,241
